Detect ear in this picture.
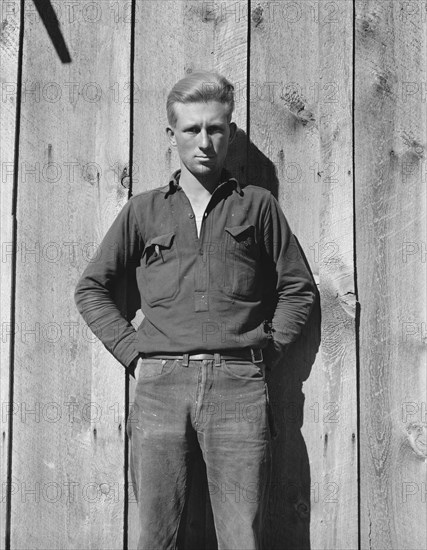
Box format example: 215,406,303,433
228,122,237,143
166,127,177,147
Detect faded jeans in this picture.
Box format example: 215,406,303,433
126,358,273,550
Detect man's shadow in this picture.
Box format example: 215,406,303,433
175,128,321,550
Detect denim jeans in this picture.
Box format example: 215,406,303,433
126,358,273,550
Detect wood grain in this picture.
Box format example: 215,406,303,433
355,1,427,548
10,1,130,548
316,1,358,547
250,1,357,548
3,1,426,548
0,1,21,548
249,2,321,548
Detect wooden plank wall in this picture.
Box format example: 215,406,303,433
1,1,426,549
355,1,427,549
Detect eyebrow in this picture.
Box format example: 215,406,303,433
182,121,227,130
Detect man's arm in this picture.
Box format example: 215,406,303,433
74,199,143,371
262,194,317,367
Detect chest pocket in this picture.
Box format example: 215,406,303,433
137,232,179,306
224,224,260,299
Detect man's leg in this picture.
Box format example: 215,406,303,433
196,359,272,550
126,359,199,550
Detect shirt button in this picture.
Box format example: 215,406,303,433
188,213,194,219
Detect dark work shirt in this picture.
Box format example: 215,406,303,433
74,169,316,372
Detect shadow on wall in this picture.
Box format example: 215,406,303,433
32,0,72,63
264,249,320,550
174,127,321,550
226,127,280,198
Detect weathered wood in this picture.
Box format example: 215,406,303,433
355,1,427,548
250,1,357,547
131,1,247,547
10,1,130,548
249,2,320,548
0,1,21,548
3,1,426,548
316,1,358,547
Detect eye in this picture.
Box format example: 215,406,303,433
209,126,225,134
185,126,199,134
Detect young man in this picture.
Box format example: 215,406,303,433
74,71,316,550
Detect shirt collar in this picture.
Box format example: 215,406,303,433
161,168,243,196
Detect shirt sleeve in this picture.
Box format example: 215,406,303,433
74,199,143,369
262,193,317,362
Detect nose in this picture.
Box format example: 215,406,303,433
198,129,211,150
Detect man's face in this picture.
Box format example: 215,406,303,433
167,101,236,181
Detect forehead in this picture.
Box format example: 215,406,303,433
173,101,230,126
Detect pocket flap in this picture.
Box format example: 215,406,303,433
225,224,254,240
145,232,175,250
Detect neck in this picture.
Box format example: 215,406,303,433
179,166,223,199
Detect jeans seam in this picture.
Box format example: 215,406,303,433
192,364,202,428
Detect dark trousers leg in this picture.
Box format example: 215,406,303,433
196,360,272,550
126,359,198,550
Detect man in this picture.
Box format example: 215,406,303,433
74,71,316,550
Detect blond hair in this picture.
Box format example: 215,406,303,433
166,71,235,127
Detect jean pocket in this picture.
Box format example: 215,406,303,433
137,359,177,381
222,360,265,381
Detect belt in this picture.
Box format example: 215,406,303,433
143,348,263,367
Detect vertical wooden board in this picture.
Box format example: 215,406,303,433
11,2,130,548
131,0,183,195
249,0,320,239
249,2,320,549
0,1,20,548
131,1,247,548
213,0,248,182
355,1,427,548
250,1,357,548
316,1,357,547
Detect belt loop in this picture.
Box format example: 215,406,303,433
214,353,221,367
182,353,189,367
251,348,263,363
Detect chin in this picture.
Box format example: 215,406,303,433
193,165,218,176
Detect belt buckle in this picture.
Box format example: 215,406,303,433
250,348,263,363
